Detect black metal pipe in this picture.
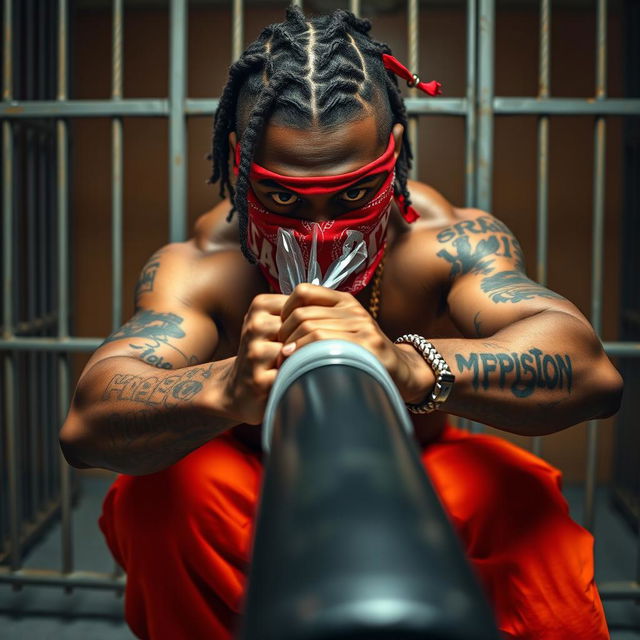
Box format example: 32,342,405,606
239,341,500,640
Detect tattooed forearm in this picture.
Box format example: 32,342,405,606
102,309,198,368
106,407,214,450
480,271,564,304
102,362,218,407
85,360,235,474
455,347,573,398
102,403,229,474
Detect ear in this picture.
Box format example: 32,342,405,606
392,122,404,161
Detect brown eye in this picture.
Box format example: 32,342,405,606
341,188,368,203
270,192,298,205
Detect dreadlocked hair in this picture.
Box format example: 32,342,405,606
208,6,414,263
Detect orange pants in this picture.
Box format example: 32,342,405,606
99,425,609,640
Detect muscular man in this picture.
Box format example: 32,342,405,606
59,8,622,640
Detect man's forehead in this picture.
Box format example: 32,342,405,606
252,115,386,178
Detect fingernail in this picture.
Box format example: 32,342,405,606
282,342,296,356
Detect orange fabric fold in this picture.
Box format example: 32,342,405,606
99,425,608,640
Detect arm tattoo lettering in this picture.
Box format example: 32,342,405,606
135,249,164,302
436,216,565,304
436,215,526,277
480,271,564,304
437,235,500,277
102,362,233,468
102,362,223,407
455,347,573,398
102,309,198,368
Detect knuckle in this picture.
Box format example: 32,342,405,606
245,314,267,336
293,283,313,298
299,319,315,334
354,304,370,318
251,293,270,308
252,371,273,393
290,307,307,324
245,341,263,361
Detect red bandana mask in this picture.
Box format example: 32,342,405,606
234,133,418,294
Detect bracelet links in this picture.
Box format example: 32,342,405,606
394,334,455,414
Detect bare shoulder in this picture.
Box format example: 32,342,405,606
193,198,240,252
405,180,460,226
135,208,251,318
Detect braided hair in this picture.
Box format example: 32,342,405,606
208,6,413,263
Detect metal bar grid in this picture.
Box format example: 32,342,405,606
2,337,638,357
0,0,639,603
6,96,640,120
1,0,65,576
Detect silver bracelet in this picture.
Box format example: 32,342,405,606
394,334,455,414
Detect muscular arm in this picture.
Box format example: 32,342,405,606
419,210,623,435
59,242,239,475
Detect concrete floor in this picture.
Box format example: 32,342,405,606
1,476,638,639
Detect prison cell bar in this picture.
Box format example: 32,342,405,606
476,0,494,214
531,0,551,459
407,0,419,181
39,0,54,528
2,0,20,575
56,0,75,590
232,0,244,61
169,0,188,242
25,0,40,526
465,0,478,208
1,0,640,603
110,0,126,588
583,0,608,536
112,0,124,331
7,96,640,119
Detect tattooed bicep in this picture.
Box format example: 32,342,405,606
439,212,570,337
134,248,167,307
435,214,526,279
100,310,199,369
98,306,219,370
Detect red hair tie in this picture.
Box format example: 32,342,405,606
382,53,442,97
